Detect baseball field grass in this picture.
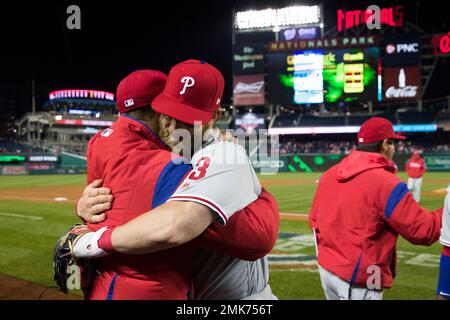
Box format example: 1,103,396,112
0,172,448,299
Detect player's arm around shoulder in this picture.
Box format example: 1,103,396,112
110,142,262,254
68,201,216,258
72,157,219,256
110,201,216,254
71,142,263,257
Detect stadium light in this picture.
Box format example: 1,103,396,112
235,5,321,30
49,89,115,101
235,9,276,30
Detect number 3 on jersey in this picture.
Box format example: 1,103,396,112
188,156,211,181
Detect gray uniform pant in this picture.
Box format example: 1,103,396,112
242,285,278,300
318,266,383,300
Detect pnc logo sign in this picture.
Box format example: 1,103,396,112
386,43,419,54
386,44,396,54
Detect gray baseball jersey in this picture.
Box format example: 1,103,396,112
168,141,261,225
439,186,450,247
168,140,273,300
192,250,271,300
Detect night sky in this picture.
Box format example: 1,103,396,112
0,0,448,120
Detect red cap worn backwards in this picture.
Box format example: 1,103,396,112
116,70,167,114
357,117,406,144
152,59,225,125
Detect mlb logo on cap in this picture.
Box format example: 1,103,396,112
124,99,135,107
152,59,225,125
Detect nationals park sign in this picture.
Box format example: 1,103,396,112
267,35,380,53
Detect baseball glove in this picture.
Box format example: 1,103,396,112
53,224,97,294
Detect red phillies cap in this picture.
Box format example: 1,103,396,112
116,70,167,113
152,59,225,125
357,117,406,144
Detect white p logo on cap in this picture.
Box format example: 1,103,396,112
180,76,195,95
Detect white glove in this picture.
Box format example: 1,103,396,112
72,227,109,259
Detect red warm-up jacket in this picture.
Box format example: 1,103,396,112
309,150,442,289
406,156,427,179
85,114,278,299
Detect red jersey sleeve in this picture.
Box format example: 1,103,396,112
383,182,442,245
194,188,279,261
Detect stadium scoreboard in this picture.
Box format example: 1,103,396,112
267,46,380,105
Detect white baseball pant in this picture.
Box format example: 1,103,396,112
407,177,423,203
318,265,383,300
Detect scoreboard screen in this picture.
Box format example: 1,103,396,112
323,47,379,103
292,50,324,104
267,47,379,105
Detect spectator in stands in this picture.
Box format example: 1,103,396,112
278,139,449,155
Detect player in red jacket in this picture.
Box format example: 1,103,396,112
309,117,443,300
62,61,278,300
406,151,427,203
